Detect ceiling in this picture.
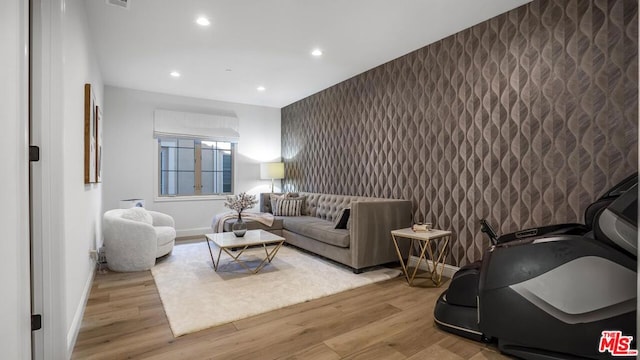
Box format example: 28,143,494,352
85,0,532,108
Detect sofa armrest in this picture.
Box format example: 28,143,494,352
350,200,413,269
148,211,175,228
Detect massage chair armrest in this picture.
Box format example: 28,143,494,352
496,223,588,244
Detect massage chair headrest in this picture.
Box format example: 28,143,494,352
584,173,637,229
593,182,638,258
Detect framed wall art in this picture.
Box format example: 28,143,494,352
96,105,103,183
84,83,97,184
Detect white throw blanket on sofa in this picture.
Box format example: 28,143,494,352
211,211,275,233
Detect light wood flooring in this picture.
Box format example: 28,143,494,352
71,247,510,359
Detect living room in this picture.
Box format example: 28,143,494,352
2,0,637,359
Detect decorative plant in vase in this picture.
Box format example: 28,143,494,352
224,192,258,237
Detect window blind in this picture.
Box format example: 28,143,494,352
153,109,240,143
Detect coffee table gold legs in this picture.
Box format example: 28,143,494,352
392,234,449,287
206,239,284,274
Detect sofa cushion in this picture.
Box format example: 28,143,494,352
121,207,153,225
282,216,350,248
155,226,176,247
269,194,282,212
273,198,303,216
270,194,306,215
261,193,292,213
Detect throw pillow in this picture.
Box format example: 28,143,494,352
273,198,302,216
334,208,350,229
271,194,306,215
288,195,307,215
121,207,153,225
270,194,283,214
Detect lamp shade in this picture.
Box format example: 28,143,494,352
260,162,284,180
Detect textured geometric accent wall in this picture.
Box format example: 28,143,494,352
281,0,638,267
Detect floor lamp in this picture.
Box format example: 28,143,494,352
260,162,284,193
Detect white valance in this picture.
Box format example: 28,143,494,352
153,109,240,143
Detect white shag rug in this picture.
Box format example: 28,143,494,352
151,241,401,337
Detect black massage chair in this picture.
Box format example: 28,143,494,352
434,174,638,360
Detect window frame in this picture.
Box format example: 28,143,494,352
154,137,236,202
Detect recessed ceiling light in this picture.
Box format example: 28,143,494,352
170,71,181,78
196,17,210,26
311,49,323,57
257,86,266,92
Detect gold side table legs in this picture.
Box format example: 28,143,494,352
392,234,450,287
424,236,449,285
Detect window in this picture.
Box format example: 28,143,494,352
158,138,234,196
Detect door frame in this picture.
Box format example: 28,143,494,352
30,0,68,358
1,0,31,358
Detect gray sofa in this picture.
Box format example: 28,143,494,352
225,192,412,272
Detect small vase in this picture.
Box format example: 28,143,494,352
232,214,247,237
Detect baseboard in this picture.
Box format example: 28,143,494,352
408,255,460,279
176,227,211,238
66,261,96,356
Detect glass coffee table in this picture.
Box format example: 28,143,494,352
205,229,285,274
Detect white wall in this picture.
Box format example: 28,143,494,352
0,0,31,358
103,86,281,237
61,0,104,353
31,0,104,357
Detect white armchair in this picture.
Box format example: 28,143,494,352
103,208,176,272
